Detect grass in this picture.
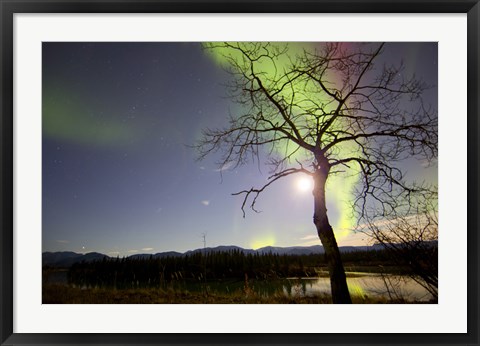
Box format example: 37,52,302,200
42,284,420,304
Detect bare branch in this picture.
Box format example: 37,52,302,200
232,167,312,217
197,42,437,219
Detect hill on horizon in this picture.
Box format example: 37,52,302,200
42,243,391,268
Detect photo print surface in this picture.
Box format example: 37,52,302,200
42,42,438,304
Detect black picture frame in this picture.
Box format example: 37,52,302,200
1,1,478,345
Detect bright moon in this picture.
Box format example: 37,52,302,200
296,176,313,192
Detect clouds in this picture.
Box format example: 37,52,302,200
214,161,234,172
55,239,70,244
106,248,154,257
296,234,320,247
127,247,154,254
297,232,366,247
201,200,210,206
299,235,317,241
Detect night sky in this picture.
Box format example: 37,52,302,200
42,42,437,257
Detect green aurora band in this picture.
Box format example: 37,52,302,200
203,42,362,240
43,86,137,147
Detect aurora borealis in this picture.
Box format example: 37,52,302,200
42,42,437,257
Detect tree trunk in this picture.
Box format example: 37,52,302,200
313,168,352,304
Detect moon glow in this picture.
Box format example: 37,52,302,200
296,176,313,192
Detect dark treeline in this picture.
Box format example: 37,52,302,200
67,249,400,289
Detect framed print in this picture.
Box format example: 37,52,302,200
1,1,478,345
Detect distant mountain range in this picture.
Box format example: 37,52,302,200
42,244,387,268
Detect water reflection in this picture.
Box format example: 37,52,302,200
45,269,435,302
283,274,434,302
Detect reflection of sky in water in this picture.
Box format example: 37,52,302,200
283,275,434,302
49,269,434,302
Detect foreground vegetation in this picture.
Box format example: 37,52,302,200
43,283,424,304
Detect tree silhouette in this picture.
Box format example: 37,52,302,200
196,42,437,303
363,191,438,299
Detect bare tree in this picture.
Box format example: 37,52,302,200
362,192,438,300
196,42,437,303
